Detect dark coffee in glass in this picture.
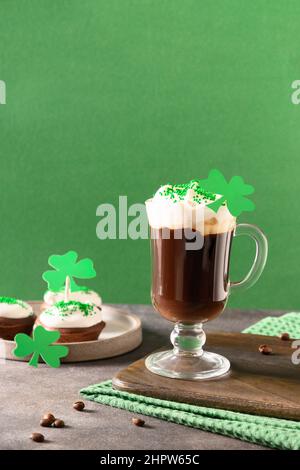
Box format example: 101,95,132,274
151,228,233,324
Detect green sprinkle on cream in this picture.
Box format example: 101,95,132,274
156,180,217,205
45,300,96,318
0,296,27,308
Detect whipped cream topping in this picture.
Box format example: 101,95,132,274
39,301,102,328
146,180,236,234
0,297,34,319
44,290,102,308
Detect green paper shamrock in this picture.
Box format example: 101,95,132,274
13,326,69,368
200,169,255,217
42,250,96,292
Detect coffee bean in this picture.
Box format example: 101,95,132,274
280,332,290,341
132,417,145,427
31,432,44,443
53,419,64,428
40,418,52,427
73,401,85,411
42,413,55,424
259,344,272,355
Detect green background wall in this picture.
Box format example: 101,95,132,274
0,0,299,309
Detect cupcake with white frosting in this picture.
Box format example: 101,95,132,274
36,300,105,343
43,288,102,309
0,297,35,340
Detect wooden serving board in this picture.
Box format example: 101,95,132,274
113,331,300,420
1,302,142,362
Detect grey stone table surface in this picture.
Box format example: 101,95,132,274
0,304,288,451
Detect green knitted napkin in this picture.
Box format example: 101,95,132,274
243,312,300,338
80,313,300,450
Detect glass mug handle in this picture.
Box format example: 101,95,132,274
230,223,268,293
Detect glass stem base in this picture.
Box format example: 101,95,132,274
145,322,230,380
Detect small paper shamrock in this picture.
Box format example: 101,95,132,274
13,326,69,368
200,169,255,217
42,250,96,292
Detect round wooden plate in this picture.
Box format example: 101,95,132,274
0,303,142,363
